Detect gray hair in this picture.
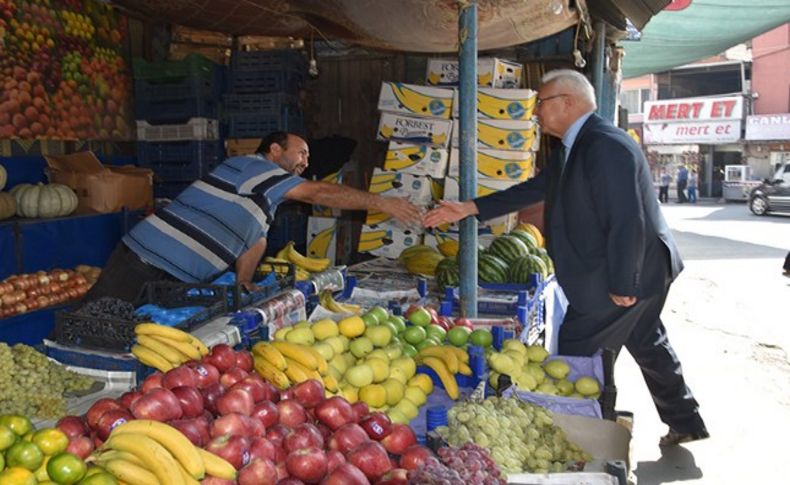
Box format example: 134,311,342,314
541,69,597,109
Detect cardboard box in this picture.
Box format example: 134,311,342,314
306,217,337,263
378,82,454,119
358,222,423,259
368,168,432,205
168,43,229,65
171,25,233,47
45,151,153,214
452,118,540,151
443,175,522,201
383,141,449,178
449,148,535,181
426,57,524,88
452,88,537,120
226,139,261,157
312,170,344,218
377,112,453,148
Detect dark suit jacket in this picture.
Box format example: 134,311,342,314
475,113,683,314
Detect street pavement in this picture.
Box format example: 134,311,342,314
614,201,790,484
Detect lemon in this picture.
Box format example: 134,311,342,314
312,342,335,361
366,358,390,383
325,337,345,355
388,366,409,384
312,319,339,340
338,316,365,338
407,373,434,395
381,378,405,406
404,386,427,407
395,399,419,420
345,364,374,388
339,384,359,403
391,357,416,380
359,384,387,408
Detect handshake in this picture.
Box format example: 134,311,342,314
379,197,479,229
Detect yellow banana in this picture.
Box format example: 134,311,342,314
458,362,473,376
110,420,205,480
135,335,190,365
275,243,292,260
252,342,287,370
134,323,191,343
478,120,538,151
287,357,324,383
254,357,291,389
283,358,310,383
446,346,469,364
390,83,452,119
105,433,185,485
478,90,536,120
260,257,292,275
271,341,319,370
189,335,209,356
323,374,339,392
94,450,145,467
303,346,329,375
176,459,201,485
296,268,311,281
307,223,337,259
197,448,237,481
418,346,458,374
149,335,202,361
421,356,459,400
287,243,330,272
131,344,174,372
103,458,161,485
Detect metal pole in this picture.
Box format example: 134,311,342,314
458,0,478,317
592,21,606,113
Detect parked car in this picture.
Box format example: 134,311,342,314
749,163,790,215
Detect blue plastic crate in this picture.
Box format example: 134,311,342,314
228,68,304,94
134,68,224,103
226,113,304,138
230,50,306,72
222,93,300,116
135,94,220,124
138,140,224,182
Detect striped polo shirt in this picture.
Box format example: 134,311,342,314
123,155,305,282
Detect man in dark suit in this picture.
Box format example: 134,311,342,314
424,69,708,446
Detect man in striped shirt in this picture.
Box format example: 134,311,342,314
86,132,421,302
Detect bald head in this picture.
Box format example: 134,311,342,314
534,69,597,138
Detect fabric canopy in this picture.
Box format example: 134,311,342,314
623,0,790,78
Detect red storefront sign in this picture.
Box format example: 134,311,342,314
643,96,743,144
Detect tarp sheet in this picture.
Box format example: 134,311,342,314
623,1,790,78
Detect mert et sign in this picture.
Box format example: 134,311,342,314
643,96,743,144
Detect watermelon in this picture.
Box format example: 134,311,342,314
509,254,549,283
532,247,555,274
487,235,529,264
478,254,509,283
509,230,538,250
436,259,460,290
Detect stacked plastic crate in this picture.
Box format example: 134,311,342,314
222,50,305,140
133,54,226,199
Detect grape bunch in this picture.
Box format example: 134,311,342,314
408,442,507,484
434,397,592,474
0,343,94,419
75,297,146,322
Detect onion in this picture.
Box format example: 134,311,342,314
49,282,61,293
38,274,51,285
15,302,27,313
2,294,16,306
37,295,51,307
26,287,40,298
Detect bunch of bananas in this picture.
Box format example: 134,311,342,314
414,345,472,400
130,323,209,372
259,257,311,281
94,420,236,484
252,341,334,392
276,241,331,273
319,290,362,315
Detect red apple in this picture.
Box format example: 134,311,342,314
217,388,254,416
211,413,256,438
206,344,238,373
316,423,333,443
86,398,124,429
238,457,277,485
249,437,278,462
95,409,133,440
290,379,325,409
359,413,392,441
207,434,252,470
453,317,474,330
326,450,345,473
141,371,164,392
235,350,254,372
327,423,369,455
374,468,408,485
435,316,452,332
188,362,221,389
162,365,198,389
321,462,370,485
201,477,235,485
56,416,88,440
286,447,327,484
278,479,302,485
65,435,94,460
404,304,419,319
170,417,211,447
426,307,440,325
351,402,369,423
232,375,269,403
220,367,249,389
119,390,143,409
130,388,183,421
277,400,307,428
252,401,280,429
398,445,433,471
265,423,290,445
315,397,355,431
379,424,416,455
284,423,324,453
201,382,227,415
346,441,392,482
261,380,281,403
171,386,205,418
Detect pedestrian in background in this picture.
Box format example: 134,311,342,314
658,169,671,203
676,165,688,203
687,169,698,203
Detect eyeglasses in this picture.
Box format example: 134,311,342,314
536,94,570,106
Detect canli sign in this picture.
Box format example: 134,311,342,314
643,96,744,144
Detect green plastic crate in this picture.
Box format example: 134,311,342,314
132,54,218,81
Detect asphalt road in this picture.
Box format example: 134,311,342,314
614,201,790,485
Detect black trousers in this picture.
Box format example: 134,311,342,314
84,242,178,304
676,181,688,202
658,185,669,203
559,275,706,434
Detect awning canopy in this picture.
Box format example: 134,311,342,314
623,0,790,78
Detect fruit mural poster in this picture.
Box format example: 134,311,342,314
0,0,134,140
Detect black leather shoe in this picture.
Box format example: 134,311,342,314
659,428,710,446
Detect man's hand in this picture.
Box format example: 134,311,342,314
423,200,479,228
609,293,637,307
379,197,423,226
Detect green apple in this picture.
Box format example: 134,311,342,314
402,326,427,345
365,325,393,347
425,324,447,342
369,306,390,323
469,329,493,348
384,343,403,360
408,307,432,327
401,344,418,357
349,336,374,358
447,326,472,346
361,312,380,327
387,315,407,334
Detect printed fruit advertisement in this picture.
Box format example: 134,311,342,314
0,0,134,140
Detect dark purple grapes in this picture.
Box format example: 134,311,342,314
408,442,506,484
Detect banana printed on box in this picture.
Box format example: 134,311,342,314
306,216,337,263
383,141,449,178
451,118,540,151
378,82,455,119
449,148,535,181
377,112,453,148
358,221,423,259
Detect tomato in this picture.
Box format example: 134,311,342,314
33,428,70,455
0,423,16,451
5,440,44,471
0,467,38,485
0,415,33,436
47,452,87,485
77,471,119,485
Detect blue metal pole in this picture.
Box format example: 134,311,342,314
592,20,606,115
458,0,478,317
